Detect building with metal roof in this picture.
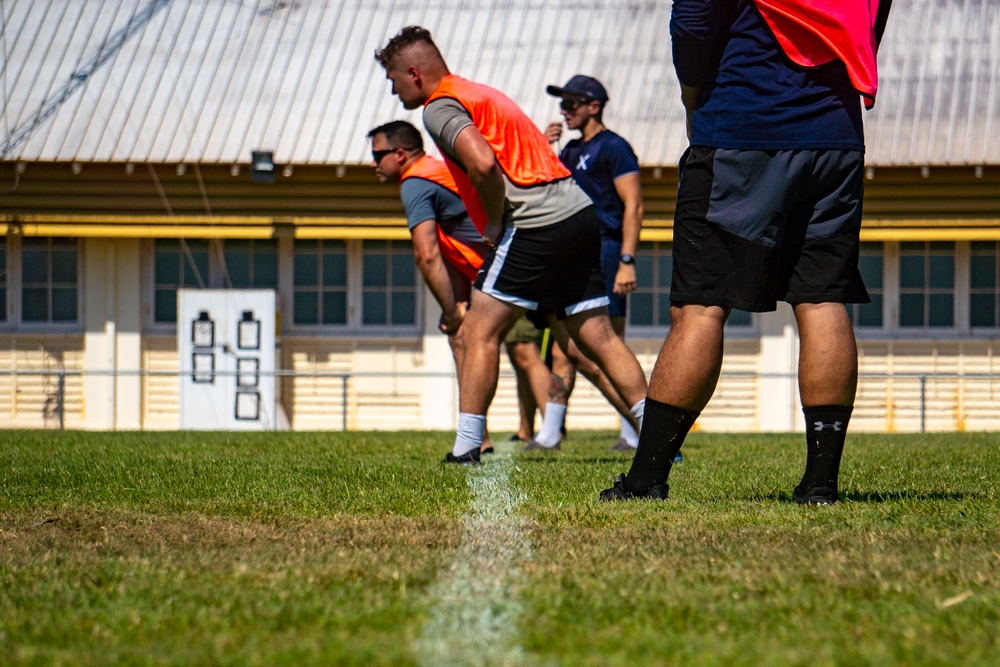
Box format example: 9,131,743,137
2,0,999,167
1,0,999,433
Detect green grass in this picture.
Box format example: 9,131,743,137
1,430,998,666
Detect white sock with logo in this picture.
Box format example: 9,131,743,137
453,413,486,457
534,402,566,447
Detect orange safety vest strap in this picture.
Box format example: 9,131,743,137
435,227,483,281
400,155,485,279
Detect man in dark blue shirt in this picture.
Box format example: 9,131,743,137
544,75,649,453
602,0,892,505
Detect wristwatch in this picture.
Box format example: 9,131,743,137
619,253,636,265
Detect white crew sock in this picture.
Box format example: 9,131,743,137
630,398,646,432
453,413,486,457
619,414,639,447
534,402,566,447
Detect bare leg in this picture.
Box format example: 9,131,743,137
646,304,728,411
560,309,648,411
552,324,638,428
458,290,524,416
505,339,550,439
444,269,494,453
547,335,576,404
794,302,858,406
608,303,727,495
792,302,858,503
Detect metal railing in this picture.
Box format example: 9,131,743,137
0,368,997,432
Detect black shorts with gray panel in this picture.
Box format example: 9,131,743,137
671,146,871,312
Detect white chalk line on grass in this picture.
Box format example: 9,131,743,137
415,439,532,667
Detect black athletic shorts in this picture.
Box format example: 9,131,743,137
671,146,871,312
474,206,609,319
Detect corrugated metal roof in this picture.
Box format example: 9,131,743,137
867,0,1000,165
1,0,997,167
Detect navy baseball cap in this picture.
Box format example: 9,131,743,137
546,75,608,103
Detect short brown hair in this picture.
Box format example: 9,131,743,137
367,120,424,151
375,26,439,68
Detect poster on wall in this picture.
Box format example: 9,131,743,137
178,290,277,430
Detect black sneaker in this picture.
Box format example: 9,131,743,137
443,449,481,465
599,473,668,501
521,439,560,451
507,434,527,443
480,446,495,455
793,485,838,505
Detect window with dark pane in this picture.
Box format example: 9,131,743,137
223,239,278,289
362,241,417,327
153,239,210,323
293,240,347,325
850,242,884,328
898,241,954,328
21,237,78,323
630,242,673,327
969,241,1000,328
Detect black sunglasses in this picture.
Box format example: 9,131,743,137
372,146,418,163
560,97,590,112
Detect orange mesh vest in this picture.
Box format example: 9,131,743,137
753,0,881,108
425,75,573,229
400,155,485,281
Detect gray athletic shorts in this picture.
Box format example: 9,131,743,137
671,146,870,312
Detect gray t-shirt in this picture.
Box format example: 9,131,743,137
399,177,486,254
423,98,592,229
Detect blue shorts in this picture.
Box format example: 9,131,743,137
600,237,628,318
671,146,870,312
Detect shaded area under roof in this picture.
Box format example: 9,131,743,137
1,0,997,167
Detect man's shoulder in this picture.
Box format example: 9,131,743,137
400,176,445,202
597,129,636,153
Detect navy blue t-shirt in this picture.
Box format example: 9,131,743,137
670,0,864,150
558,129,640,239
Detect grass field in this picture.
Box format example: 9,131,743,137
1,429,998,666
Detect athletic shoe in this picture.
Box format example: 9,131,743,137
507,434,527,443
480,446,495,455
521,439,560,451
443,449,481,465
599,473,669,501
610,437,637,451
793,485,838,505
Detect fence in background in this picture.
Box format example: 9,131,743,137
1,369,998,433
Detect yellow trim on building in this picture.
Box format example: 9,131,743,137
0,214,411,240
4,214,1000,243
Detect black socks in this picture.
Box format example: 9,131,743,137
797,405,853,494
624,398,699,495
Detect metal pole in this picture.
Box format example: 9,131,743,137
342,373,348,431
920,375,926,433
57,369,65,431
